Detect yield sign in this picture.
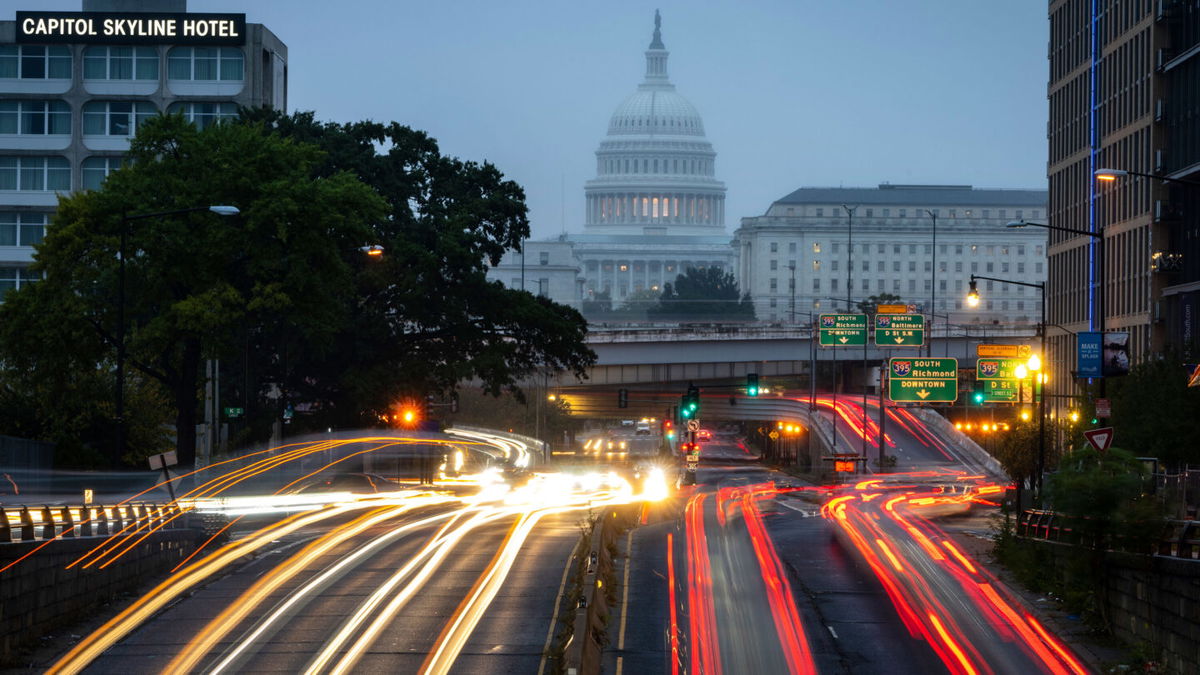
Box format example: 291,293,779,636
1083,427,1114,453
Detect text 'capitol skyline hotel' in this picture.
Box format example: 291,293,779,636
0,0,286,296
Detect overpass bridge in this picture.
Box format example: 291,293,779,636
551,323,1039,391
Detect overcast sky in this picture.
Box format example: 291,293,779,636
6,0,1050,240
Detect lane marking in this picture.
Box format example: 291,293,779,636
828,625,839,639
617,528,634,650
778,500,820,517
537,529,582,675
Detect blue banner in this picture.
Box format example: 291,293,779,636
1077,332,1103,378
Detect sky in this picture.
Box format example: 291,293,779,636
5,0,1051,240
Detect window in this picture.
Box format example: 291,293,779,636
0,212,48,247
83,101,156,136
788,242,796,253
882,209,890,217
1017,262,1025,273
0,267,41,297
0,100,70,135
971,262,979,273
511,277,521,288
893,245,900,255
939,280,947,291
923,261,931,272
166,102,238,129
769,259,778,271
948,210,956,218
1000,246,1010,255
769,279,777,291
908,279,916,292
893,279,900,291
83,46,158,80
1001,300,1009,310
877,244,884,254
899,209,906,217
955,262,962,272
81,156,127,190
998,210,1006,219
831,260,839,271
769,298,777,308
812,278,820,291
1036,245,1044,256
987,300,994,310
986,245,995,255
816,208,823,217
812,260,821,272
986,262,994,272
1018,301,1025,311
832,243,840,253
813,299,821,309
1035,262,1044,274
955,245,963,255
1001,262,1010,273
955,280,963,291
892,261,900,272
1018,245,1026,256
769,242,778,253
940,245,947,254
983,210,990,219
924,280,932,291
538,278,549,296
924,245,932,255
831,279,839,291
971,245,978,254
0,156,69,191
812,243,821,253
861,260,868,272
938,261,947,272
908,261,916,272
168,47,244,81
876,260,884,272
1015,210,1023,219
865,208,873,217
908,245,916,254
0,46,71,79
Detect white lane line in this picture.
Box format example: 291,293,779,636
617,528,634,649
537,532,582,675
828,625,839,639
778,500,819,517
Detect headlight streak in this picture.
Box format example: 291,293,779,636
47,502,366,675
165,494,456,675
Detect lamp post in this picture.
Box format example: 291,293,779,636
842,204,856,311
115,205,239,467
1094,168,1200,189
924,209,938,358
788,262,797,324
968,273,1047,495
1007,218,1105,417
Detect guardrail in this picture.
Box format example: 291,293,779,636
1017,509,1200,560
0,502,189,543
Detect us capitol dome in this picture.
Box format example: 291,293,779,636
573,10,734,302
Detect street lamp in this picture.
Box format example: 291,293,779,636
924,209,938,358
360,244,385,257
1094,167,1200,188
115,205,239,466
842,204,857,312
967,273,1047,496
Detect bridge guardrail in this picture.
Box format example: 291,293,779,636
0,502,191,544
907,407,1006,479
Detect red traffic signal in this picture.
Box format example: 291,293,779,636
680,442,697,453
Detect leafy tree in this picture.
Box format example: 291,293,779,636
1107,349,1200,466
241,109,596,429
856,293,904,314
0,114,387,466
991,418,1040,486
648,267,755,322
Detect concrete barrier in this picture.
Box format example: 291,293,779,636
561,507,633,675
0,528,201,666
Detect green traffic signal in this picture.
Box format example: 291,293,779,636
971,391,985,405
681,406,694,419
747,373,760,397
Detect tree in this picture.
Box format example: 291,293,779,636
1107,349,1200,466
581,289,613,318
241,109,596,428
648,267,755,322
0,114,388,466
856,293,904,314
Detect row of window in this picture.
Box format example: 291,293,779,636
0,212,47,246
767,298,1038,313
599,156,713,176
1,100,235,136
0,155,124,191
0,45,244,81
772,277,1039,295
766,241,1045,257
0,267,39,296
784,207,1042,220
781,258,1043,275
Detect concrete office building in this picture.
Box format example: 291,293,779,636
1046,1,1199,397
733,184,1048,326
0,0,286,296
485,237,584,310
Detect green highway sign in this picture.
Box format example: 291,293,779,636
976,358,1025,403
224,406,244,418
874,314,925,347
818,313,867,346
888,357,958,402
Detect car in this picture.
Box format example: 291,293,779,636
697,429,712,441
635,421,652,435
288,472,399,494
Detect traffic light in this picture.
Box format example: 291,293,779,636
618,388,629,409
971,381,986,406
747,373,760,397
680,394,694,419
685,384,700,416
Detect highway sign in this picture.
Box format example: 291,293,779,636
1083,427,1114,453
977,343,1032,358
976,358,1025,402
224,406,244,418
875,314,925,347
818,314,867,346
888,358,958,402
876,304,908,314
1096,398,1111,418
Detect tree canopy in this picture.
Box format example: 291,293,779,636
648,267,755,322
0,110,596,467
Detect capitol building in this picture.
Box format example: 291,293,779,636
488,12,735,308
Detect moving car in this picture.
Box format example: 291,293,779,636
697,429,712,441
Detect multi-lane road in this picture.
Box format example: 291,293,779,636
8,405,1092,674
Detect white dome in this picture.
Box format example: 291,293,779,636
607,87,706,137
